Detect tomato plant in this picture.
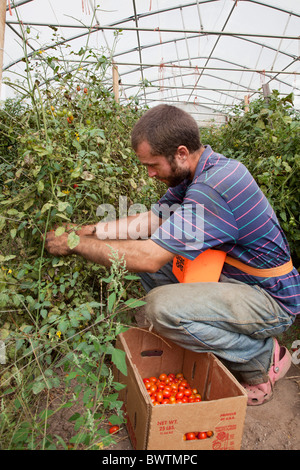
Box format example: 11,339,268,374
0,24,164,450
201,91,300,267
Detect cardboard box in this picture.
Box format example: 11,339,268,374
115,328,248,450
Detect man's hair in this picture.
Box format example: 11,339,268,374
131,104,201,160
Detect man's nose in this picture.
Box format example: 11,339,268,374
147,167,157,178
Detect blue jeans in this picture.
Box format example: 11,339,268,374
139,263,294,384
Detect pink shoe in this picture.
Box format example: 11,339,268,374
242,339,292,406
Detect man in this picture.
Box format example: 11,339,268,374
45,104,299,406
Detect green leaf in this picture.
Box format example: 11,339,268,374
0,254,16,262
57,201,71,212
37,180,44,194
32,381,46,395
0,216,5,232
54,435,68,450
108,413,124,425
68,412,81,422
67,232,80,250
41,202,54,214
124,299,146,309
107,291,116,313
55,226,65,237
111,347,127,376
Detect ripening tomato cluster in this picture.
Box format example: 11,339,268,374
183,430,213,441
143,372,202,405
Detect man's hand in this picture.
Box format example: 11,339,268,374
45,231,73,256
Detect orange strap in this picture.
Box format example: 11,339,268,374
172,250,294,284
224,256,293,278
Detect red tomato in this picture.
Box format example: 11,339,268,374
198,432,207,439
149,384,157,394
84,87,88,93
186,432,197,440
109,425,119,434
180,380,188,387
184,389,192,397
163,389,171,398
156,391,163,402
175,391,184,400
206,431,213,437
159,373,167,382
149,376,157,383
157,382,165,390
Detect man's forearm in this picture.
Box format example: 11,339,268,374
95,210,161,241
45,223,174,272
72,236,168,273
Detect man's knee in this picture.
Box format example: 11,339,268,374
144,284,173,325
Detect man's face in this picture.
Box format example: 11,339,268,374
136,141,191,187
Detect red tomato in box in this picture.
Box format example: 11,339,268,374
186,432,197,440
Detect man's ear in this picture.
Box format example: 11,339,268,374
176,145,189,162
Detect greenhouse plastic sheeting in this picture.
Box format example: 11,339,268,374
3,0,300,124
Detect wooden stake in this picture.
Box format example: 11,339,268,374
0,0,6,98
262,83,271,104
112,62,119,103
244,95,249,113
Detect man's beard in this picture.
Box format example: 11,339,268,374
164,160,191,187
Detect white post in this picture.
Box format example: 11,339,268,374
244,95,249,113
112,61,119,103
0,0,6,99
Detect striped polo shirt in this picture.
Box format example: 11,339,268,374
151,145,300,316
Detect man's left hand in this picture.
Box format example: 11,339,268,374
45,231,73,256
